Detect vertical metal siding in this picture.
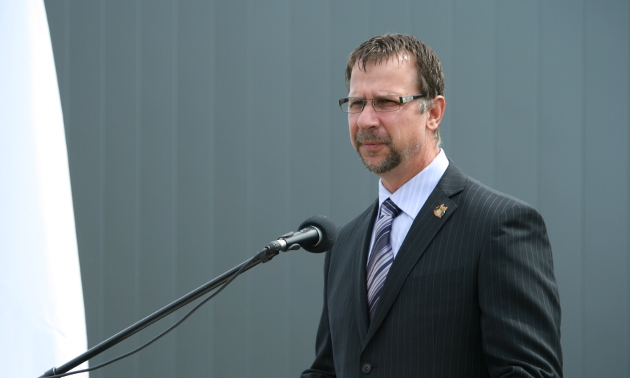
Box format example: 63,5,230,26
43,0,629,377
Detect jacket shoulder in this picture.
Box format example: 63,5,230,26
444,162,541,216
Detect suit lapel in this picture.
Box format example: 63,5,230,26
363,163,467,345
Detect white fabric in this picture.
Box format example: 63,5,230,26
369,149,449,260
0,1,88,376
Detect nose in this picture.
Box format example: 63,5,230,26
356,101,379,130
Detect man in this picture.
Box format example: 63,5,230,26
301,34,562,377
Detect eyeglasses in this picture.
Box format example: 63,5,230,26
338,94,426,113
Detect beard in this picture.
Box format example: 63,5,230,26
354,129,423,174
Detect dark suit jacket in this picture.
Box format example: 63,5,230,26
302,163,562,378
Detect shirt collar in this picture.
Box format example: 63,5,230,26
378,149,449,219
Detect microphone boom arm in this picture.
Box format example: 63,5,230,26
40,247,278,377
40,214,337,377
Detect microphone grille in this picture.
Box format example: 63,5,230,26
298,215,338,253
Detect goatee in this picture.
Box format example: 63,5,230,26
354,130,402,174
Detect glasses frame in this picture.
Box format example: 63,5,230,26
338,94,426,114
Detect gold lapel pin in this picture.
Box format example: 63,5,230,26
433,204,448,218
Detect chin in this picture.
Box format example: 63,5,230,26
362,158,399,175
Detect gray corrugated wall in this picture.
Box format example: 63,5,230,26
44,1,629,377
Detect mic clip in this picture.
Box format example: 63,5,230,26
277,232,301,251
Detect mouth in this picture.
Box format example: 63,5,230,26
359,141,386,153
355,131,390,154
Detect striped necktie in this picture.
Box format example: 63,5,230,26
366,198,402,320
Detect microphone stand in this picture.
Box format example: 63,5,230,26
40,247,280,377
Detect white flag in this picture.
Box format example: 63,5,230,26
0,1,88,377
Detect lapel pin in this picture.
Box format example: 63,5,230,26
433,204,448,218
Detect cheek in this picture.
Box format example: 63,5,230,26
398,117,423,141
348,118,358,139
349,126,359,150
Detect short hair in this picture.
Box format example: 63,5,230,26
345,33,445,99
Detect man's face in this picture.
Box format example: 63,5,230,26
348,56,432,181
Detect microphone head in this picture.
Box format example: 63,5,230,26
298,215,338,253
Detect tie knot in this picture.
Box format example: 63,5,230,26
381,198,402,219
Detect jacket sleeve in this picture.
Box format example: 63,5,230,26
479,201,563,377
301,250,337,378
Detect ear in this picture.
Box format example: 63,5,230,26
426,95,446,131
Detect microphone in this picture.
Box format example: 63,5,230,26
265,215,338,253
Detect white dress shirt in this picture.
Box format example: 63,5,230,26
368,149,449,262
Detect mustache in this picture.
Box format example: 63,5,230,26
354,130,392,145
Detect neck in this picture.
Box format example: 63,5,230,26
379,146,440,193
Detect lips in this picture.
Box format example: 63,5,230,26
355,131,390,153
360,141,385,152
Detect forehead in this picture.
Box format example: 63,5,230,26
354,53,412,71
349,55,417,94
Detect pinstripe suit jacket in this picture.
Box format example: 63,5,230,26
302,163,562,378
